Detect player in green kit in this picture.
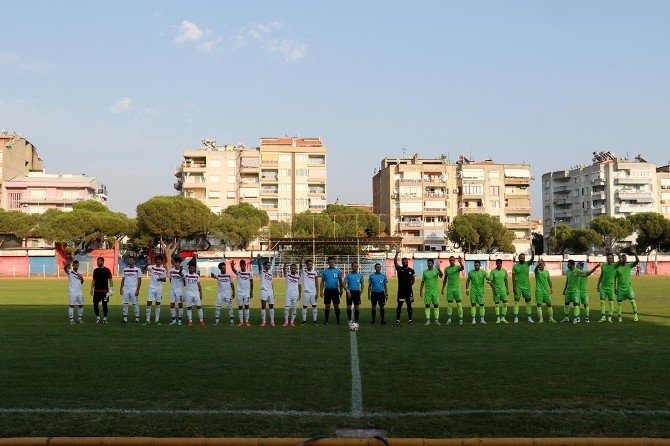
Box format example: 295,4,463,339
489,259,509,324
440,256,465,325
576,261,598,322
420,258,443,325
597,253,617,323
534,259,555,323
465,260,489,324
562,260,599,323
614,250,640,322
512,248,535,323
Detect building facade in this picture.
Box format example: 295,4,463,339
2,172,108,214
0,132,45,209
658,164,670,218
542,152,664,238
175,137,327,221
372,154,532,252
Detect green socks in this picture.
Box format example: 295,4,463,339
470,306,477,317
608,300,614,316
600,300,605,314
585,307,590,317
457,303,463,319
502,304,508,316
433,307,440,320
479,306,485,317
495,305,501,316
425,307,430,320
548,307,554,318
574,306,580,317
447,305,453,317
564,305,571,317
631,300,638,313
513,301,519,315
525,303,532,316
536,307,543,319
618,302,623,316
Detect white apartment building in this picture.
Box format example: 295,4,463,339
372,154,532,253
542,152,663,236
175,137,327,221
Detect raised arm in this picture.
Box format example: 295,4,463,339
458,256,464,271
529,248,535,265
256,254,263,275
632,250,640,267
230,260,238,275
394,250,400,269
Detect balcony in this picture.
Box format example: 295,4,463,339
459,206,484,214
398,178,423,184
591,191,607,200
20,196,94,205
424,191,447,198
261,159,278,166
616,190,654,203
402,236,425,245
505,221,534,229
553,195,570,204
616,204,654,214
183,161,206,173
551,184,570,192
423,177,446,184
399,193,422,200
615,177,650,185
240,176,259,184
504,177,531,185
308,188,326,195
505,189,529,196
260,175,278,183
399,221,424,229
593,205,607,215
424,207,447,214
308,157,325,165
261,187,278,195
506,206,531,214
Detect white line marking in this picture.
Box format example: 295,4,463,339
0,408,668,417
349,330,364,417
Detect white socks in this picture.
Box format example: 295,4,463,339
313,307,318,321
197,308,203,321
155,305,161,322
187,308,193,322
77,307,83,319
261,308,266,323
68,307,74,320
302,308,307,322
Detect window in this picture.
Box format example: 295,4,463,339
490,200,500,208
279,184,291,192
462,185,484,195
227,159,237,168
296,154,308,162
209,159,221,168
279,198,291,206
296,169,308,176
209,175,220,183
209,206,221,214
227,175,236,184
209,190,220,199
227,191,237,199
296,184,307,192
489,186,499,196
489,171,500,180
296,198,308,206
280,169,291,177
30,189,47,199
279,154,291,162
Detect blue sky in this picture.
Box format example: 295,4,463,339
2,0,669,217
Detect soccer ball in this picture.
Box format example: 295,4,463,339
350,322,359,332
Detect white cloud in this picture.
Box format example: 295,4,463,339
265,39,308,61
174,20,204,43
109,97,132,114
198,36,223,54
0,51,56,74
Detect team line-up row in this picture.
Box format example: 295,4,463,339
62,250,641,327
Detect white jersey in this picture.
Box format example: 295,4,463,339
184,273,200,296
236,270,252,297
216,273,233,298
285,272,300,299
169,268,184,292
67,268,83,296
148,265,166,291
301,268,318,294
260,269,273,293
122,267,142,292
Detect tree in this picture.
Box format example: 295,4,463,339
567,228,602,253
0,210,38,248
589,216,633,252
212,203,269,250
136,196,215,268
547,225,573,254
628,212,670,274
268,220,291,239
448,214,515,253
36,201,134,257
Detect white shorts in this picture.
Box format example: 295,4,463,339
303,291,317,307
69,293,84,306
236,294,250,307
122,291,138,305
260,290,274,304
285,294,299,307
169,289,183,304
185,293,202,307
216,293,233,307
147,289,163,303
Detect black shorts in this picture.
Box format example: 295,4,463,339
93,292,108,303
397,291,414,303
324,288,341,305
347,290,362,306
370,291,386,306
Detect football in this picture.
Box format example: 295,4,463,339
350,322,359,332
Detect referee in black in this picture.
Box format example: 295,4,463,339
394,250,416,325
91,256,113,324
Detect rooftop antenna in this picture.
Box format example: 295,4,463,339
401,146,406,158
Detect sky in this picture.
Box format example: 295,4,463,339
2,0,669,217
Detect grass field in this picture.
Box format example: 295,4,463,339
0,275,669,439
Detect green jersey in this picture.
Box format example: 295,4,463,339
422,268,440,294
615,263,634,288
578,268,589,293
445,265,463,290
600,263,617,288
535,269,551,294
489,268,508,293
512,261,532,289
467,269,489,294
565,268,581,294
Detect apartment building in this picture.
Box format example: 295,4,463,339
3,172,107,214
175,137,327,221
372,154,532,252
0,131,45,209
542,152,662,236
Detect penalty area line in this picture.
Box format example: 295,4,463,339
1,407,668,417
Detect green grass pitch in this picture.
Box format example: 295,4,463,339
0,275,668,438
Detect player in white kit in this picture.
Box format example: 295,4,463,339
168,257,185,325
64,259,85,324
184,263,205,327
301,259,319,326
144,255,167,325
257,254,276,327
231,258,253,326
211,261,235,325
120,255,142,324
283,262,301,326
